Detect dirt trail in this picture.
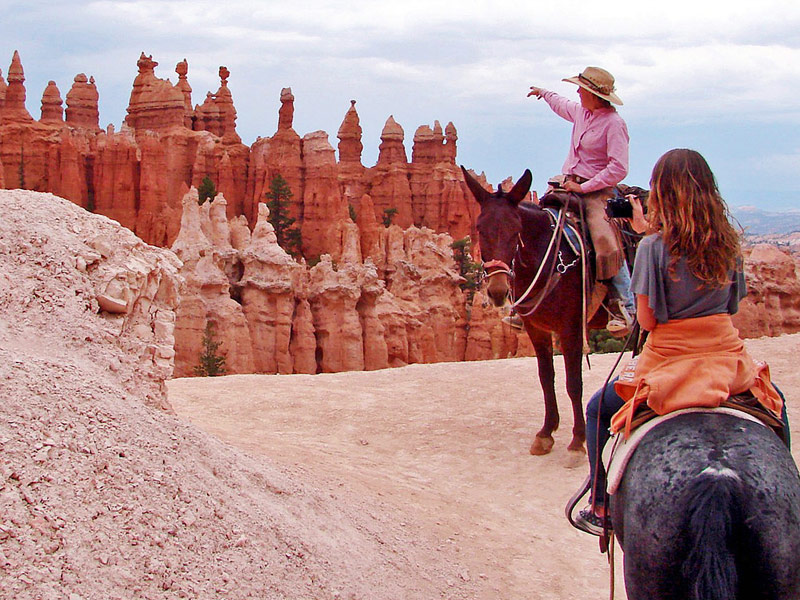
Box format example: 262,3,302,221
168,333,800,599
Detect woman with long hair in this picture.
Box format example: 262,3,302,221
574,148,786,536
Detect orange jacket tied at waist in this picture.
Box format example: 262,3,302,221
610,314,783,437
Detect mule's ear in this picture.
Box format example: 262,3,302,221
460,165,489,204
507,169,533,205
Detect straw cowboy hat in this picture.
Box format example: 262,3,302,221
563,67,623,105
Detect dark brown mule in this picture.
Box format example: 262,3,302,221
462,167,586,456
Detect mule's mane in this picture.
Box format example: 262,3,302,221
517,201,550,229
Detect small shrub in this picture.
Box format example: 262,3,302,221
589,329,626,354
382,207,398,228
194,322,227,377
265,174,302,257
450,236,483,302
198,176,217,205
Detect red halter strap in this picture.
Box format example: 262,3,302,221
483,259,512,277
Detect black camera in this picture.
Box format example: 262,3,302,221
605,186,649,219
605,195,634,219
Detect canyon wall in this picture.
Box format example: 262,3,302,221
1,50,797,375
0,50,518,375
0,51,476,253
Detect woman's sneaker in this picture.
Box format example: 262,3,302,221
574,507,612,536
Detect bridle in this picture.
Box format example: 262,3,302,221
482,257,513,279
481,227,529,281
512,207,568,316
482,208,574,311
481,206,590,344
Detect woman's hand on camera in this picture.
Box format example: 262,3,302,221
628,195,648,233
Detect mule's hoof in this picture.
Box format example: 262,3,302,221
567,441,586,454
530,435,554,456
564,448,586,469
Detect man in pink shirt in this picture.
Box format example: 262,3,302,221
529,66,634,335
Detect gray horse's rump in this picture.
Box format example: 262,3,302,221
612,412,800,600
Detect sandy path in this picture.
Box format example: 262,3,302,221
168,334,800,599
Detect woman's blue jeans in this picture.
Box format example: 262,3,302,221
585,377,624,508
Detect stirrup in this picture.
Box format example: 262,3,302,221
565,475,592,530
606,299,634,338
501,314,524,330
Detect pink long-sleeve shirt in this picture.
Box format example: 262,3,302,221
542,90,629,193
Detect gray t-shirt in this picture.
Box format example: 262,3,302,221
630,234,747,324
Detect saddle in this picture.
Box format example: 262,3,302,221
538,188,642,330
624,390,787,442
603,397,788,496
539,185,645,268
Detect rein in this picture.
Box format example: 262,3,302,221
513,208,575,318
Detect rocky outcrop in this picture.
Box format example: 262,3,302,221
239,203,301,374
300,130,351,261
409,120,476,243
1,51,33,124
125,53,186,131
735,244,800,338
367,116,414,229
168,186,508,375
0,189,182,408
40,80,64,123
171,189,255,376
0,52,252,247
1,51,480,255
337,100,367,217
248,87,304,228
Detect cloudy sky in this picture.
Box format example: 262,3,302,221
3,0,800,211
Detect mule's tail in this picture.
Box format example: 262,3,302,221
681,468,743,600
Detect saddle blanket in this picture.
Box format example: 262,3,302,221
602,407,765,495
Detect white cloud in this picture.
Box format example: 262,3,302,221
752,151,800,186
3,0,800,207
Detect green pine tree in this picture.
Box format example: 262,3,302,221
265,174,302,257
382,207,398,228
588,329,626,354
18,146,25,189
194,322,227,377
197,176,217,205
451,236,483,302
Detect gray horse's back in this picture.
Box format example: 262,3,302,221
612,412,800,600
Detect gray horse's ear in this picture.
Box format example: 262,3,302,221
507,169,533,205
460,165,490,204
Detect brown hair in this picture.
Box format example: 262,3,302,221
646,149,741,286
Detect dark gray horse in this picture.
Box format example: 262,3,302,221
611,412,800,600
